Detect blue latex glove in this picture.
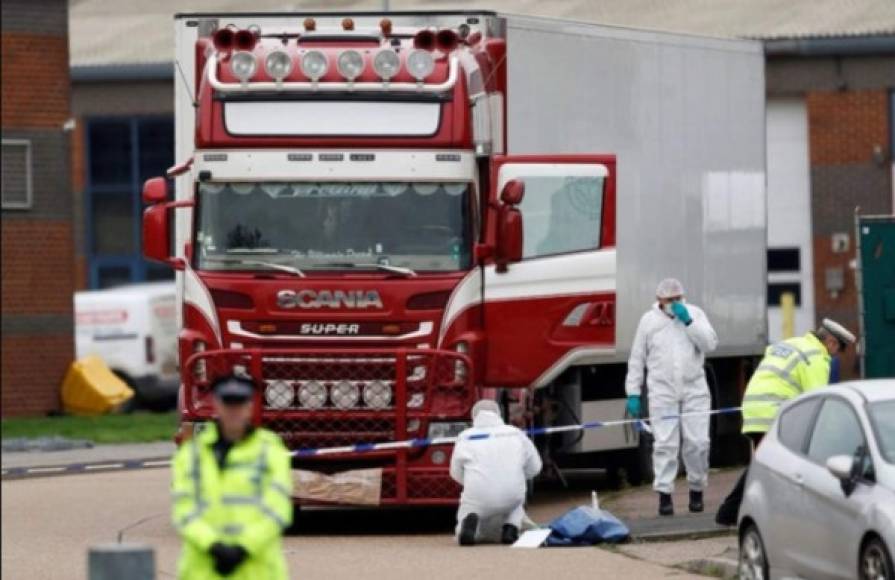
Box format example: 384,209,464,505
626,395,641,418
670,301,692,325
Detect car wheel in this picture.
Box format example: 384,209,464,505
860,537,893,580
739,524,769,580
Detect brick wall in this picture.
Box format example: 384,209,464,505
807,89,894,379
1,0,72,416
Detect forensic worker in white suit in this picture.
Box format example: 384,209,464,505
624,278,718,517
449,400,542,546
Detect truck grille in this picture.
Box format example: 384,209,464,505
182,348,474,452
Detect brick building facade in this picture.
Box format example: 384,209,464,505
1,0,74,416
766,50,894,379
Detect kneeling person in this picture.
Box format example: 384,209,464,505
450,400,542,546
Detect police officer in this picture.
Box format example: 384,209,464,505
171,375,293,579
715,318,856,526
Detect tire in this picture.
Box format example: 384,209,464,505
739,524,770,580
860,537,893,580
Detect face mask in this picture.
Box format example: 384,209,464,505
661,298,685,315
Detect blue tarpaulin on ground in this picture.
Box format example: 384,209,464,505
546,506,630,546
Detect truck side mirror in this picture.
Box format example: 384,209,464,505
500,179,525,205
142,177,168,205
143,204,183,270
142,177,192,270
495,180,525,273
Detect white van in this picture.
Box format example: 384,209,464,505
74,282,179,410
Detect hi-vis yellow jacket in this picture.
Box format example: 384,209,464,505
171,423,293,580
742,332,831,434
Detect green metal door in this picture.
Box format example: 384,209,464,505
859,216,895,378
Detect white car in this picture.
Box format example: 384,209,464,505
75,282,179,409
739,379,895,580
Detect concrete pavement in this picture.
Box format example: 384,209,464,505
1,441,176,469
2,468,708,580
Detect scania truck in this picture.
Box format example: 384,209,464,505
143,11,767,505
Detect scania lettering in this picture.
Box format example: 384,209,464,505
277,289,384,310
145,12,767,506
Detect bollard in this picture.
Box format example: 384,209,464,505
88,544,155,580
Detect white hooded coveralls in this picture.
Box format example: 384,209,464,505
625,303,718,494
449,409,542,542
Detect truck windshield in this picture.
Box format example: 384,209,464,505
195,182,472,272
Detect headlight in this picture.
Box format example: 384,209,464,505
454,342,469,381
265,380,294,409
408,392,425,408
428,421,469,440
230,51,257,82
408,365,427,381
193,340,207,381
372,48,400,80
300,50,328,81
406,49,435,81
363,380,392,409
264,50,293,80
297,380,327,409
337,49,365,80
330,380,360,409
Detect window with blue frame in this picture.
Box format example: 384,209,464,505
86,117,175,288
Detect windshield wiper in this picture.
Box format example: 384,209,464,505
317,262,417,277
204,257,306,278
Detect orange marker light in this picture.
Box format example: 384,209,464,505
258,323,278,334
303,18,316,32
382,324,402,335
380,18,393,36
342,18,355,31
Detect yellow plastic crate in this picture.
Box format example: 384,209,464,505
61,356,135,416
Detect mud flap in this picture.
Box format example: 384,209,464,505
292,468,383,506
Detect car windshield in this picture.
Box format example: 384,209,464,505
869,401,895,464
195,182,472,273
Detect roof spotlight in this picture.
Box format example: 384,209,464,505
229,51,257,82
406,49,435,81
300,50,328,81
372,48,400,80
337,49,365,81
265,49,293,80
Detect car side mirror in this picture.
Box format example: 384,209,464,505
826,454,857,496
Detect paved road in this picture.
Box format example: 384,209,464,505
1,468,705,580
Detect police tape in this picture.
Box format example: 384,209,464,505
290,406,742,457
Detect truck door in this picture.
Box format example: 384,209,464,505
482,155,616,388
